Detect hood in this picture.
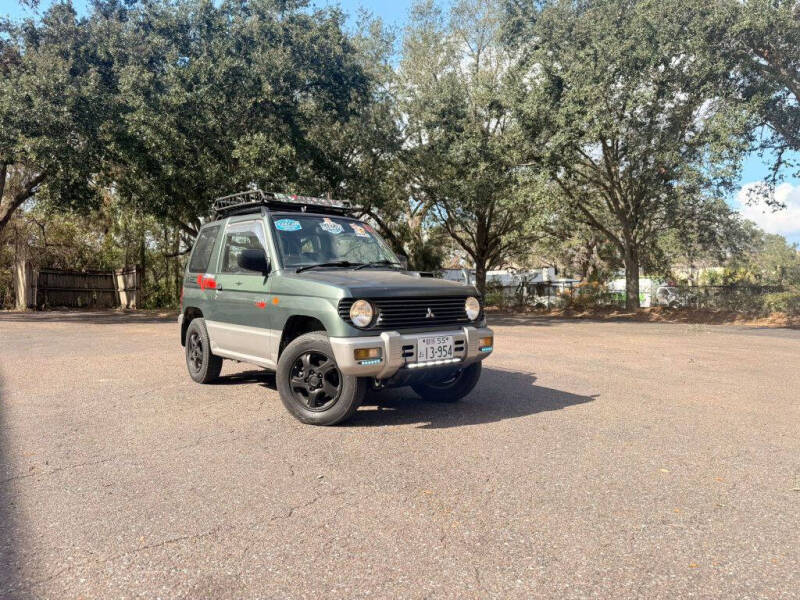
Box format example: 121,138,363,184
277,269,477,298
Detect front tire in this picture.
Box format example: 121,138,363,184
411,362,482,403
277,331,366,425
185,318,223,384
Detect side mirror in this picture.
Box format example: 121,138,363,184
238,248,271,274
398,254,409,270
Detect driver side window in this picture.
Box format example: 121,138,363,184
220,221,268,273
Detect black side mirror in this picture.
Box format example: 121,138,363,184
398,254,409,270
238,248,271,274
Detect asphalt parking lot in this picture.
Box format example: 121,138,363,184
0,312,798,599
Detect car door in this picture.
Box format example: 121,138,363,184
184,223,223,320
207,219,278,368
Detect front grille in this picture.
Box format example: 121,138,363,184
339,296,478,330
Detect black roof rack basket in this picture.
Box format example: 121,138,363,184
211,189,351,219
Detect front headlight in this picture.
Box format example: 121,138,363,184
349,299,375,328
465,296,480,321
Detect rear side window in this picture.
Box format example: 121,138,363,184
220,221,268,273
188,226,220,273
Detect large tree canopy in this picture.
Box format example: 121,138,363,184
94,0,377,236
701,0,800,184
398,0,540,294
0,3,110,236
507,0,754,307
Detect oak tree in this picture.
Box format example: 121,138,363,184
507,0,753,307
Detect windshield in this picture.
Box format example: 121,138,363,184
270,214,400,269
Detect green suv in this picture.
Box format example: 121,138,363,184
179,190,494,425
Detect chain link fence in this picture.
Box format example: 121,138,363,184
485,281,800,315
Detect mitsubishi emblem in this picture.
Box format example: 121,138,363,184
425,307,435,319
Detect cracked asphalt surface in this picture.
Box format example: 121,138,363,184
0,311,798,599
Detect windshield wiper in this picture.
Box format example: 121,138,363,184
296,261,363,273
353,260,403,270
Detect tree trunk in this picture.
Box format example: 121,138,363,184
475,258,488,297
0,163,7,210
623,245,640,310
139,233,147,307
173,229,182,305
0,170,45,238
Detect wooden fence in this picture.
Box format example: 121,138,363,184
17,266,141,310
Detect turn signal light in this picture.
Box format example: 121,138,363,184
479,336,493,351
354,347,382,361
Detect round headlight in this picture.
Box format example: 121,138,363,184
465,296,480,321
349,299,375,328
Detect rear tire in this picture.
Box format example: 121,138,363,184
277,331,366,425
185,318,223,384
411,362,482,403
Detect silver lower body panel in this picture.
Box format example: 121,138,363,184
329,326,493,379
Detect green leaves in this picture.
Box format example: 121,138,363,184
0,2,109,232
508,0,758,307
707,0,800,182
397,0,538,291
97,0,373,231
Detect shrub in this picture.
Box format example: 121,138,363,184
762,290,800,315
484,281,512,309
485,290,505,309
568,281,622,309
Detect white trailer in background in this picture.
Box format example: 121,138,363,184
438,267,579,307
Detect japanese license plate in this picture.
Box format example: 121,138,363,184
417,335,454,362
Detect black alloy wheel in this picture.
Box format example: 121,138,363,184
184,317,223,384
187,330,204,373
411,361,482,402
289,351,343,411
276,331,366,425
423,369,463,389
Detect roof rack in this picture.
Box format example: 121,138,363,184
211,189,351,219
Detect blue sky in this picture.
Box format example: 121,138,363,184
1,0,417,26
4,0,800,244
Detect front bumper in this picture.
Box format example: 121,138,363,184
329,326,494,379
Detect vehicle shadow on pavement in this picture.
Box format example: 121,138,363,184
348,367,597,429
209,369,277,389
0,373,23,599
204,367,596,429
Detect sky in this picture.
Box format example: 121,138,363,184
3,0,800,245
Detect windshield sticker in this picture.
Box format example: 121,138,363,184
320,218,344,235
362,223,375,233
275,219,301,232
349,223,370,238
